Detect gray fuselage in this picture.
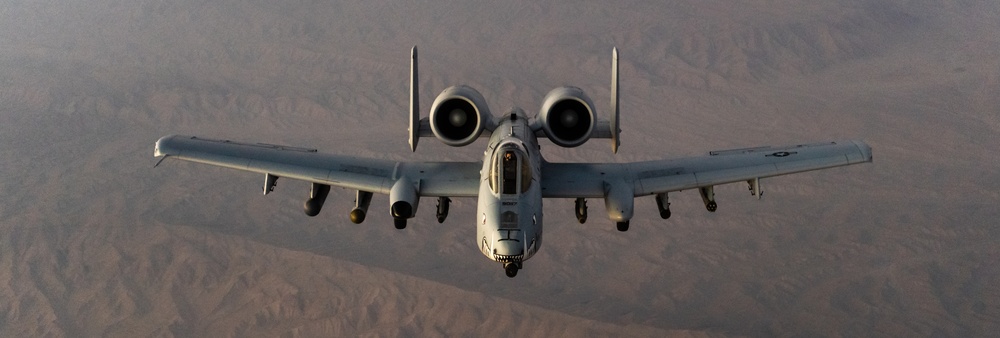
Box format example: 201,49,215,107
476,110,543,266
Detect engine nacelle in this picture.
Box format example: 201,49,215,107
429,85,492,147
538,86,596,148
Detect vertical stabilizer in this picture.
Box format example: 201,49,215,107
610,47,621,153
409,46,420,152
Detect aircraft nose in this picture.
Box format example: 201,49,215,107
492,240,524,263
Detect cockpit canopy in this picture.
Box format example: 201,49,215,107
489,144,532,195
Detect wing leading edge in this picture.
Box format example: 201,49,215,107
153,135,480,197
154,135,871,204
541,140,872,198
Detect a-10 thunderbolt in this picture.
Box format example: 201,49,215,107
154,47,872,278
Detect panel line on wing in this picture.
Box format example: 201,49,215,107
189,136,319,153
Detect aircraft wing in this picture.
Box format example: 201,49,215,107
540,140,872,198
153,135,480,197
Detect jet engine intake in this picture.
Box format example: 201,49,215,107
539,87,596,148
429,86,492,147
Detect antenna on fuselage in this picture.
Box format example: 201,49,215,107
610,47,621,154
409,46,420,152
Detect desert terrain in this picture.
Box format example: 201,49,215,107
1,0,998,336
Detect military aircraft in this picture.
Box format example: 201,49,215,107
154,47,872,277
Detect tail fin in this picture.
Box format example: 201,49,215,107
409,46,420,152
610,47,621,154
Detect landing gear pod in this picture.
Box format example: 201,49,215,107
604,181,634,231
304,183,331,217
389,178,419,229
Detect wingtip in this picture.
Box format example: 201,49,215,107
154,134,182,160
154,135,171,157
857,140,873,163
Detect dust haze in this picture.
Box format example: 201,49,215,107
1,0,998,336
